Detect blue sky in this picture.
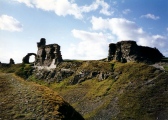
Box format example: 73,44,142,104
0,0,168,63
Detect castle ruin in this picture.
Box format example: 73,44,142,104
35,38,63,67
108,40,163,63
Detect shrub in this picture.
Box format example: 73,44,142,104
15,64,34,79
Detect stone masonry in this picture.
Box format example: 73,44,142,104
108,40,163,63
35,38,63,66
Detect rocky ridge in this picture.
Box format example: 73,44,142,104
33,61,121,85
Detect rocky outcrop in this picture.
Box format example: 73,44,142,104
35,38,63,67
34,68,115,85
33,61,123,85
108,40,163,63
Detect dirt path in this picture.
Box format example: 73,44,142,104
0,73,84,120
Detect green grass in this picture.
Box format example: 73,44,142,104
0,73,84,120
0,63,23,73
109,62,168,120
164,65,168,71
22,61,168,119
15,64,34,79
1,60,168,119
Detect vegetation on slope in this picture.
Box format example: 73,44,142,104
1,60,168,119
0,72,84,120
0,63,23,73
28,61,168,120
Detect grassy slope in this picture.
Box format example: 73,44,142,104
0,72,84,120
1,61,168,119
41,61,168,120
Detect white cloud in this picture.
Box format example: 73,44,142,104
16,0,34,7
90,16,167,52
97,0,112,16
141,14,160,20
14,0,83,19
91,16,142,40
0,15,22,32
122,9,131,14
80,0,112,16
80,1,99,13
64,29,110,60
14,0,112,19
65,16,168,59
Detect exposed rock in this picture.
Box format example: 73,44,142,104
54,69,74,83
34,68,74,83
37,38,46,47
9,58,15,64
34,67,113,85
98,72,105,81
71,75,81,85
98,72,111,81
108,40,163,63
90,71,99,78
35,38,63,67
46,70,56,79
22,53,36,64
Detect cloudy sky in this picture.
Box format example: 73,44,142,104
0,0,168,63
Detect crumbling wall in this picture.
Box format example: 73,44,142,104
35,38,63,67
22,53,36,64
9,58,15,64
108,40,163,63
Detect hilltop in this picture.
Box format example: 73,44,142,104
0,39,168,119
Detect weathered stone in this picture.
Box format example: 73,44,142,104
51,69,74,83
98,72,105,81
98,72,111,81
22,53,36,64
35,38,63,67
108,43,116,61
71,75,81,85
90,71,99,78
37,38,46,47
9,58,15,64
108,40,163,63
46,70,56,79
70,71,91,84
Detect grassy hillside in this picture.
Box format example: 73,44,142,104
29,61,168,120
0,61,168,119
0,72,84,120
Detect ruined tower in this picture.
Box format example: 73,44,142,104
108,40,163,63
35,38,63,67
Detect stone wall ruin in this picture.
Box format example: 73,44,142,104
108,40,163,63
22,53,36,64
35,38,63,67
